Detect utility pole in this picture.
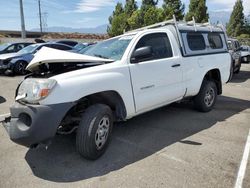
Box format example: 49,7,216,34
38,0,43,35
19,0,26,38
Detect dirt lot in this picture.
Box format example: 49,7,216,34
0,64,250,188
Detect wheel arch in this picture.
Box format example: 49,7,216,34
68,90,127,122
203,69,222,95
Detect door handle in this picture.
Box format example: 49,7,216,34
172,64,181,68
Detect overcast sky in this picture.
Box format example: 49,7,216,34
0,0,249,30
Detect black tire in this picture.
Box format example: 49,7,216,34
194,80,218,112
14,61,28,75
229,61,234,81
76,104,113,160
234,66,240,74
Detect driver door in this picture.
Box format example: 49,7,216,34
129,32,184,113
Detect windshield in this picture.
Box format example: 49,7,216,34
241,46,249,51
17,44,40,54
84,35,134,61
79,44,95,54
74,43,86,51
0,43,10,51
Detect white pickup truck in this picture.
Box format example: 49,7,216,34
3,19,231,160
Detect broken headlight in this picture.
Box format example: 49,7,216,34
16,78,57,104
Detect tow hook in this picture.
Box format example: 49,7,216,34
30,140,52,150
0,113,11,123
0,114,11,131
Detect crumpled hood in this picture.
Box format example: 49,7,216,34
0,53,18,60
26,47,114,71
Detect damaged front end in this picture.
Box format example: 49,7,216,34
25,47,114,78
2,47,114,148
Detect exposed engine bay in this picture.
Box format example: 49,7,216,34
26,61,105,78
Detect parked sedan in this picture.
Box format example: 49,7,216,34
0,42,33,54
0,42,73,75
240,45,250,63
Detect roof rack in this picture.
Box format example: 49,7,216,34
126,15,224,34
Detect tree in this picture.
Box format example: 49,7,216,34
107,0,165,36
140,0,163,26
127,10,143,30
227,0,245,37
162,0,185,20
141,0,158,10
124,0,138,30
143,6,164,26
125,0,138,16
107,3,127,37
185,0,209,23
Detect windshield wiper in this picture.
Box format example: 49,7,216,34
93,54,110,59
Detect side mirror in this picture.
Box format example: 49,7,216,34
131,46,153,63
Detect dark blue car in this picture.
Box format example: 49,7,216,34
0,42,73,75
0,42,33,54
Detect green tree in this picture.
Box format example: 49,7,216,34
127,10,143,30
140,0,163,26
162,0,185,20
125,0,138,16
141,0,158,10
185,0,209,23
107,0,166,36
143,6,164,26
124,0,138,30
227,0,245,37
107,3,127,37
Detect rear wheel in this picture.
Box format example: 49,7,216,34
194,80,218,112
76,104,113,160
14,61,28,75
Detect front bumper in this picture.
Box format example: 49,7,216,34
0,64,8,71
2,102,74,147
0,60,10,71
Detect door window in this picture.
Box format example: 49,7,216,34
6,45,15,52
134,33,173,61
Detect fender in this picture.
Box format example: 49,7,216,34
40,63,136,118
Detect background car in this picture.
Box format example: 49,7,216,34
77,42,97,54
240,45,250,63
0,42,73,75
56,40,78,47
0,42,33,54
71,43,88,52
228,38,242,74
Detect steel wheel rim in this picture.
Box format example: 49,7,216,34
18,62,25,74
95,116,110,150
204,87,215,107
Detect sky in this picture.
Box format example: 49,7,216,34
0,0,249,31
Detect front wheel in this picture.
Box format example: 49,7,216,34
14,61,28,75
194,80,218,112
76,104,113,160
234,65,241,74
